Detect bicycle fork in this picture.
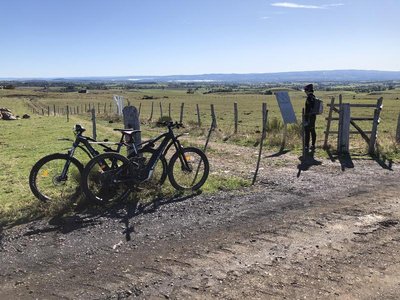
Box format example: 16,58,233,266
58,146,77,181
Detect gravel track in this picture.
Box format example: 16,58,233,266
1,153,399,299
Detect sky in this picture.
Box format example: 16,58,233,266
0,0,399,78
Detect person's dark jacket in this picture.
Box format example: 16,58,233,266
305,93,316,115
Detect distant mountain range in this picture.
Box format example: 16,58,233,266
118,70,400,83
2,70,400,83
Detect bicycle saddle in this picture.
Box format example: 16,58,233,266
113,128,141,135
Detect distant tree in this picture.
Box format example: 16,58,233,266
64,85,76,92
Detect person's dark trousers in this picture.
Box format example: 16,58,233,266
304,114,316,149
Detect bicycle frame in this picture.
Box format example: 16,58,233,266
58,128,131,180
135,124,189,181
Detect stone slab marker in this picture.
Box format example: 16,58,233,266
123,106,141,156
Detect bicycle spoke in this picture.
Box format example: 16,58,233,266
168,147,209,191
32,156,81,202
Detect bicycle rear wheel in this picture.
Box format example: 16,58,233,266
168,147,209,191
29,153,84,203
81,153,133,204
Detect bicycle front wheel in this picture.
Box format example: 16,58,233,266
29,153,84,203
81,153,133,204
168,147,209,191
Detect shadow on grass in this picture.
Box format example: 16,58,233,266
3,190,202,242
266,149,291,158
0,203,44,230
325,147,354,171
324,146,393,171
371,150,393,170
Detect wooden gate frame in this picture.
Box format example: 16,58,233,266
323,95,383,154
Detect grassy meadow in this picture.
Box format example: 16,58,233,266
1,86,399,226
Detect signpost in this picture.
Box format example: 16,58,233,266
275,91,297,124
275,91,297,151
113,95,124,116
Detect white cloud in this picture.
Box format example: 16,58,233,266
271,2,344,9
271,2,323,9
324,3,344,7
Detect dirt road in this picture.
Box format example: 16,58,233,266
1,154,399,299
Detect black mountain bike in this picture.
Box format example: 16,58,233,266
81,122,209,203
29,124,167,203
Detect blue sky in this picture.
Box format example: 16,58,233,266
1,0,399,77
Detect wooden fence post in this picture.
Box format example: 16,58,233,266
159,102,163,118
168,103,171,118
123,106,141,156
302,108,306,159
338,103,351,154
138,103,141,116
179,103,184,123
98,103,100,113
210,104,217,128
53,104,56,116
252,103,268,185
66,105,69,122
196,104,201,127
280,122,288,152
149,102,154,121
369,97,383,154
336,95,343,152
203,105,217,153
104,103,106,114
323,97,335,149
234,102,238,134
396,112,400,143
91,108,97,140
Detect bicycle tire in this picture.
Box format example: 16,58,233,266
168,147,209,191
81,152,133,204
29,153,84,203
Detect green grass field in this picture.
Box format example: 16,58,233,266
1,86,399,226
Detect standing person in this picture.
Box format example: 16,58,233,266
304,84,317,152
